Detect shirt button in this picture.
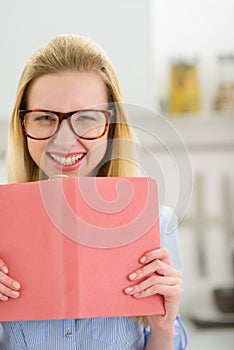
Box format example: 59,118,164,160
66,329,73,337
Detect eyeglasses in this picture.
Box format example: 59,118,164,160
19,109,113,140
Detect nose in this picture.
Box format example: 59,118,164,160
52,119,77,147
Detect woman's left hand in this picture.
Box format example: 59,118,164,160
124,247,182,331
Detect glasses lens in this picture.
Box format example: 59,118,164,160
24,111,59,139
71,110,106,139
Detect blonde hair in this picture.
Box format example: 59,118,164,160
8,34,139,183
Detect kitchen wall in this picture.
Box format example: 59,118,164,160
149,0,234,112
0,0,153,120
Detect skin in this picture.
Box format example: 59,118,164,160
0,71,182,350
26,72,109,178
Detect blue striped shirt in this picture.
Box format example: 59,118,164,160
0,206,186,350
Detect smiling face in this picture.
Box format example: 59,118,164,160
26,71,109,178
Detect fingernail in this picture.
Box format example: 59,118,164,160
133,293,140,297
12,281,20,290
129,272,137,280
11,291,20,298
2,266,8,274
140,256,146,263
125,287,134,294
1,295,8,301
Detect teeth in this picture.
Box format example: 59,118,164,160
50,154,84,165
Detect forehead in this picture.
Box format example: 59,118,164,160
26,71,108,111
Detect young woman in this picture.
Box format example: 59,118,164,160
0,34,187,349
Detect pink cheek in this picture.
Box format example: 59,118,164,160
27,140,48,165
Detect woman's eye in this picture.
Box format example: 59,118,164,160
78,115,96,121
35,115,55,121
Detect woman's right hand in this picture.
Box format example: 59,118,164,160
0,258,21,301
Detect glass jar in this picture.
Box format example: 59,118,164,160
214,54,234,112
168,58,201,114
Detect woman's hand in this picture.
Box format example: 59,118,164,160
0,258,21,301
124,247,182,333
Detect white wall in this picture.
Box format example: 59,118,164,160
0,0,153,121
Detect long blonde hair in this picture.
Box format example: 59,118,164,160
8,34,139,183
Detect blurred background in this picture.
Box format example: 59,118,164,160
0,1,233,348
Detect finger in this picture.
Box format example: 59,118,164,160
125,275,182,295
0,283,20,299
140,248,173,266
0,271,21,291
0,259,9,274
133,284,182,299
154,260,182,278
129,259,182,281
0,293,8,301
129,260,159,281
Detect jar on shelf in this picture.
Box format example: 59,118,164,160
214,54,234,112
168,58,201,114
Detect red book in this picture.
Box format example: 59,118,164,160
0,177,164,321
